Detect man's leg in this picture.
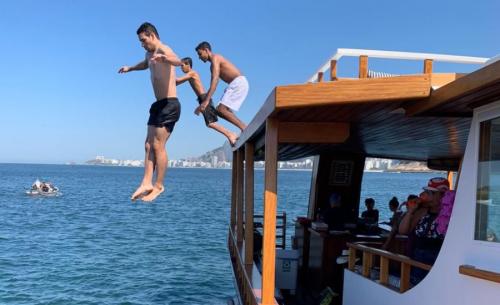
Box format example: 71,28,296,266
216,104,246,131
207,122,238,145
142,126,171,202
131,126,156,200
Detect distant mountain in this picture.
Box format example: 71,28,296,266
192,142,232,163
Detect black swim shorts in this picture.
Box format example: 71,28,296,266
147,98,181,132
197,94,219,126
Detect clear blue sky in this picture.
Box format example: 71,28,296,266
0,0,498,164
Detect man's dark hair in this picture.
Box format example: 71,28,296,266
365,198,375,206
137,22,160,39
195,41,211,51
181,57,193,68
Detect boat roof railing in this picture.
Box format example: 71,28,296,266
307,48,490,83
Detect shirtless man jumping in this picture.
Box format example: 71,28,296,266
176,57,238,145
195,41,249,133
118,22,182,202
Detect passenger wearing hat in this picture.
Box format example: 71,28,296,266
398,177,450,284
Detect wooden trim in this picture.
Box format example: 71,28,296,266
359,55,368,78
236,148,245,244
244,142,255,265
348,248,357,271
424,59,433,74
275,75,431,108
231,151,237,228
261,118,279,305
459,265,500,284
330,60,337,81
234,90,276,150
430,73,464,88
278,122,349,143
317,72,324,82
405,60,500,116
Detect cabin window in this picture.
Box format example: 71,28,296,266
475,116,500,243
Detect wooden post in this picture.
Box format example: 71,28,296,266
359,55,368,78
231,151,237,229
282,212,286,249
447,171,454,190
244,142,255,265
424,59,433,74
348,247,356,271
380,256,389,285
362,252,373,277
317,72,324,82
400,262,411,292
330,60,337,81
236,148,244,245
261,118,279,305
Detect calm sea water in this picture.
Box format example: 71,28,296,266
0,164,439,305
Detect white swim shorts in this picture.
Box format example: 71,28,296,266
219,76,249,111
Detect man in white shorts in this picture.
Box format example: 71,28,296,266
196,41,249,132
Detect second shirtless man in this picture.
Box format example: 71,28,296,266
195,41,249,134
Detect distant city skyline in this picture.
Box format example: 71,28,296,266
1,1,498,164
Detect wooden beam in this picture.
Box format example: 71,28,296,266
405,60,500,116
275,75,431,108
244,142,255,265
278,122,349,143
424,59,433,74
261,118,279,305
236,148,245,245
348,247,357,271
330,60,338,81
231,151,237,229
317,72,324,82
359,55,368,78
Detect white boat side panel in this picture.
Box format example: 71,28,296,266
343,99,500,305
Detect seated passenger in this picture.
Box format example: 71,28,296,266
361,198,379,225
382,194,417,250
381,196,402,226
398,177,450,284
322,193,345,231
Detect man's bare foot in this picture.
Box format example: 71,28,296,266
131,184,154,201
141,185,164,202
228,133,239,146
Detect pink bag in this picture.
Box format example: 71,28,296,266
436,190,456,235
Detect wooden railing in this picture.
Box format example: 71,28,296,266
307,48,489,83
228,226,259,305
254,212,287,249
347,242,431,292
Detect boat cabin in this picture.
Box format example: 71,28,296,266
227,49,500,305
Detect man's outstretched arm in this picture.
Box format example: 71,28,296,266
118,59,148,73
176,72,193,85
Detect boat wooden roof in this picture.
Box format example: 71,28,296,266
233,60,500,162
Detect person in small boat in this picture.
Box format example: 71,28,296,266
119,22,183,202
398,177,450,284
176,57,239,145
322,193,345,231
361,198,379,225
195,41,249,134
